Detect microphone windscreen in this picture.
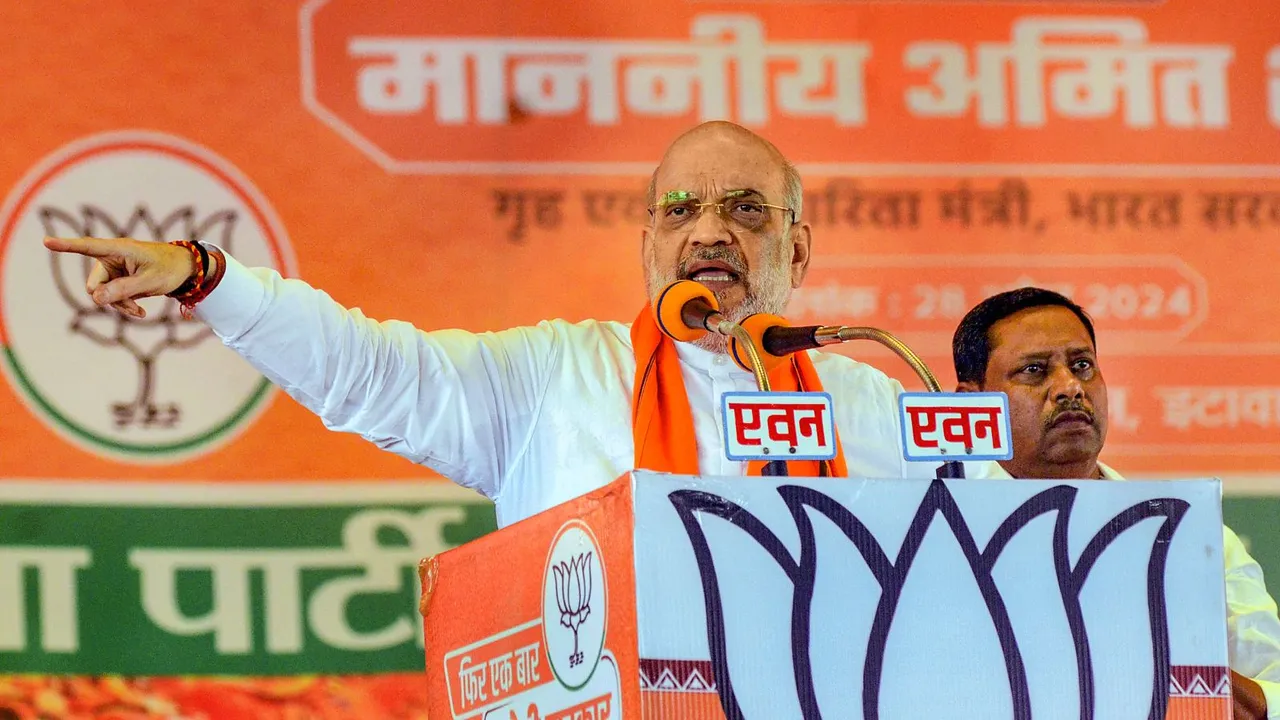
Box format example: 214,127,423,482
729,313,789,373
654,280,719,342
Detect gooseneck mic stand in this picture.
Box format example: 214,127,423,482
730,320,966,479
719,323,790,476
831,327,966,480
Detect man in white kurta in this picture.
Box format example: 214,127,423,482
44,121,937,528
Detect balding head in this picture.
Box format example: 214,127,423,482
647,122,803,222
641,122,813,353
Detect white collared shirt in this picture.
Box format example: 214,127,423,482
977,460,1280,716
195,251,938,527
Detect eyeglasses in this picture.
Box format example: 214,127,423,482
648,190,797,232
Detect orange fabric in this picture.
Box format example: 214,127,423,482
631,304,848,478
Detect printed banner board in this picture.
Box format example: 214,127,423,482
0,481,496,718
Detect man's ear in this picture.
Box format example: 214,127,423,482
789,222,813,289
956,381,980,393
641,224,653,271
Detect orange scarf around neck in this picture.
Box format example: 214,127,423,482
630,303,849,478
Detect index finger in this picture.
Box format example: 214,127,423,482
43,235,132,259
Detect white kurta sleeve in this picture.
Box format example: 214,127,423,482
195,250,559,500
1221,525,1280,717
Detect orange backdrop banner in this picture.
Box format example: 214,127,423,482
1,0,1279,712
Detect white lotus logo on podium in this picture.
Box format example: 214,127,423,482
668,479,1192,719
542,520,607,691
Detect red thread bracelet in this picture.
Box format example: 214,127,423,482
166,241,205,301
175,245,226,319
167,241,229,320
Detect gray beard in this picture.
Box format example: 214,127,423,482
644,246,792,355
686,288,784,353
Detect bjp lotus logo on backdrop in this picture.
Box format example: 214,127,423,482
541,520,607,691
0,131,296,463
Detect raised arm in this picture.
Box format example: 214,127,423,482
43,236,556,499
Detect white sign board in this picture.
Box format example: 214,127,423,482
631,472,1229,719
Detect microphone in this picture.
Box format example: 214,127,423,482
654,280,726,342
653,280,774,393
727,314,833,372
731,314,932,373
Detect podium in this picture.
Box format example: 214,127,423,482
419,471,1232,719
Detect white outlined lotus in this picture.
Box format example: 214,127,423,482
663,479,1196,720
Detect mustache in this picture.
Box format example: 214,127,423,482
677,247,748,279
1046,400,1094,429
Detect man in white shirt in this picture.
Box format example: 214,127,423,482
952,286,1280,719
43,121,934,528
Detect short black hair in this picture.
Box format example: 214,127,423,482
952,287,1097,385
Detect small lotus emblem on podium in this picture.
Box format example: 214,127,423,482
552,551,593,667
542,520,607,689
